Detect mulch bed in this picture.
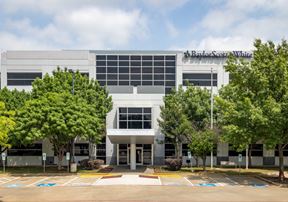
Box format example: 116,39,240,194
98,167,114,173
101,175,122,179
139,175,158,179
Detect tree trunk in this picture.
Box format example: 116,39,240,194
57,146,65,170
248,145,252,167
175,142,181,160
194,156,199,167
278,144,285,182
89,142,96,160
202,155,207,171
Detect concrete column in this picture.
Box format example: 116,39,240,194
130,143,136,170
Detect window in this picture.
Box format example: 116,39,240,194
250,144,263,156
119,107,152,129
228,144,246,156
97,137,106,163
183,73,217,86
74,143,89,156
95,54,176,93
7,72,42,86
8,143,42,156
275,144,288,156
182,144,189,156
165,143,175,158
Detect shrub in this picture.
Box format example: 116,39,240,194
79,159,89,168
87,159,105,169
165,158,182,171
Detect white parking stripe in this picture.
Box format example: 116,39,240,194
184,177,194,186
62,177,78,186
225,176,239,185
92,178,101,185
27,177,49,187
0,177,19,185
158,176,162,185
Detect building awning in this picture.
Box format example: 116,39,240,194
107,129,155,144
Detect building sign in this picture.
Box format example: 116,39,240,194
184,50,252,59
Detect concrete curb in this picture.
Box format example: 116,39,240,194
255,175,288,187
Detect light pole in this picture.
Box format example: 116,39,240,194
210,68,214,169
69,70,76,164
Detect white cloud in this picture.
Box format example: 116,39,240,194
143,0,189,11
165,21,179,38
0,6,148,49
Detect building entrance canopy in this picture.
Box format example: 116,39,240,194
107,129,155,144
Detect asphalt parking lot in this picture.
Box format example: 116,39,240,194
0,173,269,188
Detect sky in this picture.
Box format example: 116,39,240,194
0,0,287,51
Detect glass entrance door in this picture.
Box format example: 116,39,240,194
128,147,143,165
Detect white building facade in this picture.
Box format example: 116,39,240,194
1,50,287,168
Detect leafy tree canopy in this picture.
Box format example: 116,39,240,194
0,102,15,151
216,39,288,181
0,87,31,111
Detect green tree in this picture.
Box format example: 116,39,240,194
158,88,191,160
0,87,31,111
31,68,112,159
217,39,288,181
188,130,215,170
0,102,15,152
14,92,101,170
183,85,217,169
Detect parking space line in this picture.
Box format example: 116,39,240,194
92,178,101,185
158,176,162,185
225,176,239,185
0,177,19,185
27,177,50,187
62,177,78,186
184,177,193,186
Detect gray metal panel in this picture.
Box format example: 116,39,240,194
107,86,133,94
90,50,180,55
137,86,165,94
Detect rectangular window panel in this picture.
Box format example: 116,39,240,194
154,81,164,85
154,56,164,60
119,81,129,85
165,74,175,80
96,61,106,66
96,67,106,73
131,61,141,66
131,74,141,80
107,55,118,60
142,81,153,85
98,80,106,86
165,56,175,60
128,121,143,129
7,72,42,86
119,121,127,129
142,67,152,73
119,74,129,80
154,74,164,80
107,74,117,80
144,108,151,113
128,108,142,113
131,55,141,60
154,61,164,66
165,61,176,66
119,61,129,66
96,55,106,60
142,61,152,66
154,67,164,73
119,67,129,73
107,61,117,66
119,108,127,113
119,114,127,120
107,80,117,85
96,74,106,80
131,68,141,74
142,56,152,60
119,55,129,60
130,81,141,86
142,74,152,80
74,143,89,156
107,67,118,73
8,143,42,156
166,67,175,73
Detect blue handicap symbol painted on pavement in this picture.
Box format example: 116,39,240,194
6,184,22,188
37,183,56,187
197,183,217,187
251,184,268,188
